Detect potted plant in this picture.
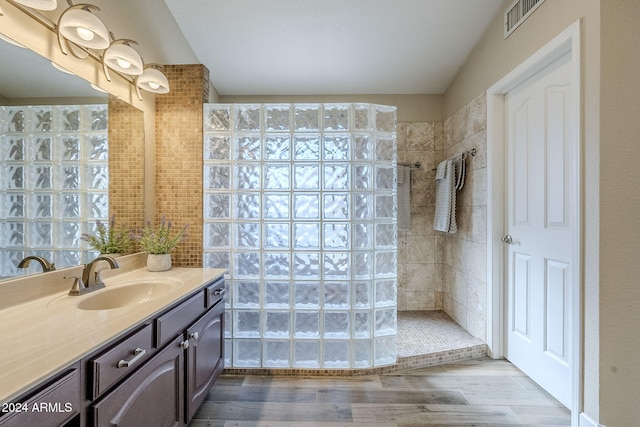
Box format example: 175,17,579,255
136,216,188,271
81,215,132,256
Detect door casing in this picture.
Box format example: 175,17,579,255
486,20,582,426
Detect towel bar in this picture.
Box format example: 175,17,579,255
431,148,476,171
397,162,422,170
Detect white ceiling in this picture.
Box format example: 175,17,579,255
162,0,505,95
0,0,504,99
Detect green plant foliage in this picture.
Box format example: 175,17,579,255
81,215,133,254
136,216,188,254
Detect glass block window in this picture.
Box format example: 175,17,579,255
203,103,397,369
0,105,109,278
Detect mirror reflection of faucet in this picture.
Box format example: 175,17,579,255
17,256,55,273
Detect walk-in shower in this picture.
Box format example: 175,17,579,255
203,103,397,369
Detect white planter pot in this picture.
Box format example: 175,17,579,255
146,253,172,272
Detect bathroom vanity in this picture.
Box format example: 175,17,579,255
0,262,226,427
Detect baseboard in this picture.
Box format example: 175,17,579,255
580,412,602,427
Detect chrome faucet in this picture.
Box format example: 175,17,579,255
82,255,120,291
17,255,55,273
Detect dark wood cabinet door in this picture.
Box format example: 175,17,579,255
185,301,224,421
92,335,185,427
0,367,79,427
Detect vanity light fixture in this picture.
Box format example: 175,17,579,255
10,0,57,11
0,33,26,48
90,83,107,93
51,61,74,74
57,2,109,56
103,38,143,81
5,0,170,98
136,64,170,100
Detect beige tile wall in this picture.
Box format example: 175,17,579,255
155,65,209,267
396,121,444,311
442,92,488,340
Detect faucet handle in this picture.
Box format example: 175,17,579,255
65,275,87,296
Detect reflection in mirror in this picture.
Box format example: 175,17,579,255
0,34,145,281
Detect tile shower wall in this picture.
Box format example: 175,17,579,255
396,121,444,311
442,93,488,340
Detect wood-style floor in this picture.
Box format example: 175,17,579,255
188,357,570,426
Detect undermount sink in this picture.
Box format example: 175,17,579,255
76,282,174,311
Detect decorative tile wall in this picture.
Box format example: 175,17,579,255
108,99,145,238
442,92,488,340
155,65,209,267
396,121,444,311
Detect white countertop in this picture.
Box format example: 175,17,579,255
0,266,226,404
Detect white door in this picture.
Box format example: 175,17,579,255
504,51,576,408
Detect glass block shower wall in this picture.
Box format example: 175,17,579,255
203,103,398,369
0,105,109,278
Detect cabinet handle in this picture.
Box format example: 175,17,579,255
180,340,190,349
189,332,199,341
117,348,147,368
212,288,225,296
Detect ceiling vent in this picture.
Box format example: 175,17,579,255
504,0,546,38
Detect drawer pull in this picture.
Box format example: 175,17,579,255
117,348,147,368
189,332,199,341
212,288,225,296
180,340,190,349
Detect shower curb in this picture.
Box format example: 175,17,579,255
221,343,488,377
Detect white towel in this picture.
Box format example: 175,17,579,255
435,160,447,180
453,154,466,190
433,160,457,233
397,166,411,230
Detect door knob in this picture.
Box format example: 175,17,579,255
501,234,513,244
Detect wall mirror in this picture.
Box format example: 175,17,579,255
0,33,146,280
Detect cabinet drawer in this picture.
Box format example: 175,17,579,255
90,324,153,400
92,335,184,427
205,278,226,308
0,367,79,427
155,291,205,348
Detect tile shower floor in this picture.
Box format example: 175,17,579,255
396,310,485,358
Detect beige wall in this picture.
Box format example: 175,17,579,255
599,2,640,425
443,0,602,421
